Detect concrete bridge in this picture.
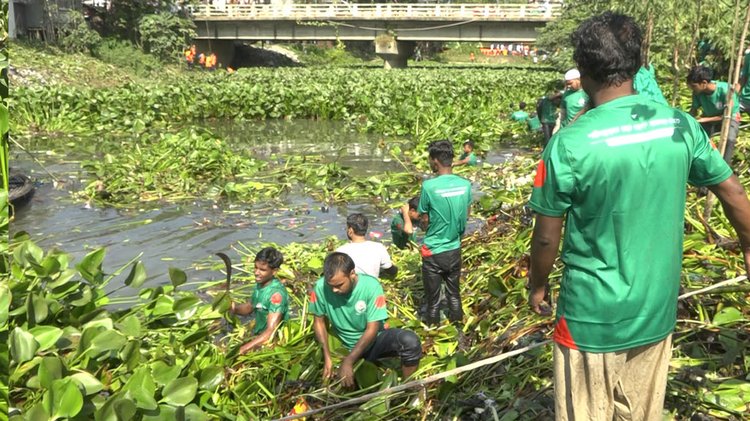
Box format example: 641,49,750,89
189,3,560,68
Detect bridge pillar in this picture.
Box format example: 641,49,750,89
194,40,237,68
374,35,414,69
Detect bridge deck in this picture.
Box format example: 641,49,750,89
189,3,561,21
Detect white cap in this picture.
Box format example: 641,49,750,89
564,69,581,81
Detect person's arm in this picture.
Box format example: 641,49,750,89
401,205,414,235
697,115,722,123
313,316,334,380
381,264,398,278
338,321,380,388
379,245,398,279
689,94,699,117
452,157,469,167
231,301,253,316
239,312,283,354
528,215,564,315
708,176,750,276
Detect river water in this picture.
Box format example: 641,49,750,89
11,120,525,293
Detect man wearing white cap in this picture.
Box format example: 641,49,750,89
561,68,589,127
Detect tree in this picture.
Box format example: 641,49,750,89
138,12,196,62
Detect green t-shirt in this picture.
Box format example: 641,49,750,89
390,212,416,249
458,151,478,166
528,115,542,131
561,88,589,127
418,174,472,256
740,52,750,103
690,81,741,120
309,274,388,350
511,110,529,122
633,65,668,105
529,94,732,353
539,97,558,124
251,278,289,335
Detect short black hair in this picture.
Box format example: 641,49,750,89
255,247,284,269
408,196,420,210
687,65,712,83
346,213,368,236
463,140,474,149
428,140,455,166
324,252,355,281
571,12,641,87
519,102,527,110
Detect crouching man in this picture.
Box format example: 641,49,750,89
310,252,422,387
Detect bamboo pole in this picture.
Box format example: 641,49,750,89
703,0,750,222
275,275,749,421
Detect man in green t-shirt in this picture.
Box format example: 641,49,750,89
453,140,478,167
391,196,420,249
418,140,472,328
561,69,589,127
231,247,290,354
510,102,530,122
536,92,562,146
740,49,750,115
687,65,741,164
633,64,668,105
528,13,750,419
310,252,422,387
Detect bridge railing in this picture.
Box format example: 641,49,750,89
188,3,561,20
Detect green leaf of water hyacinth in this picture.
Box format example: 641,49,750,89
713,307,743,326
161,377,198,406
28,325,63,351
124,367,158,410
124,261,147,288
76,248,106,284
70,371,104,395
169,267,187,288
10,327,39,364
43,378,83,419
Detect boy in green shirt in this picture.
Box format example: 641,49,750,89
390,196,420,249
528,13,750,418
633,64,668,105
510,102,530,122
310,252,422,387
231,247,290,354
687,65,741,164
453,140,478,167
419,140,472,328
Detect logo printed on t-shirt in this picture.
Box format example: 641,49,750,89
533,160,546,188
309,291,317,303
355,300,367,314
375,295,386,309
271,292,283,305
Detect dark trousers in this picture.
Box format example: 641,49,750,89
542,123,555,147
701,119,739,165
363,328,422,367
421,248,463,326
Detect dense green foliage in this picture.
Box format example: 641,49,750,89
58,12,102,55
137,13,196,62
13,67,554,141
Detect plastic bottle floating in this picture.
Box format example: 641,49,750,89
369,231,383,239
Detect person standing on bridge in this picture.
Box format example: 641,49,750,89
528,12,750,419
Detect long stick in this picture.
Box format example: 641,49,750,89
274,340,551,421
275,274,749,421
677,275,747,300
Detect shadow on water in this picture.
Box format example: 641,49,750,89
12,120,525,295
